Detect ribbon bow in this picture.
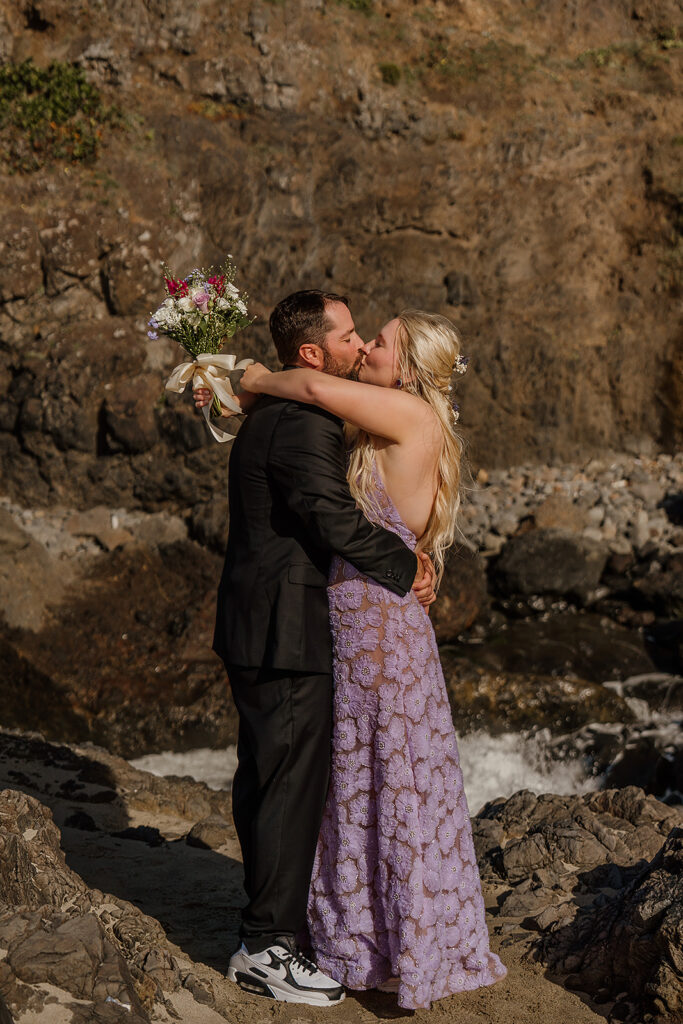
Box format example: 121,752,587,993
165,352,254,442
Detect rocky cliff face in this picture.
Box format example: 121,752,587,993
0,0,681,515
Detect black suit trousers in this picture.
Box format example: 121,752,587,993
227,663,333,950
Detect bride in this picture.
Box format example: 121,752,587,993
236,310,507,1009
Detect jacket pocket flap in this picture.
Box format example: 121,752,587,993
288,564,327,587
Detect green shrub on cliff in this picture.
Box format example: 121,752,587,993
0,59,120,172
379,62,402,85
337,0,374,13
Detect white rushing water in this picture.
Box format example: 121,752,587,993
131,746,238,792
130,730,599,815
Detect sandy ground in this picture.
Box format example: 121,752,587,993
61,811,608,1024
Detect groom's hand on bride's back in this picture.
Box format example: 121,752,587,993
412,552,436,607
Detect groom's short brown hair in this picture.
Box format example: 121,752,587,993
270,290,349,365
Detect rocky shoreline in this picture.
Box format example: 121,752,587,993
461,452,683,560
0,729,680,1023
1,451,681,783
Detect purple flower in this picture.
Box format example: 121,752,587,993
341,607,382,630
350,654,380,687
331,579,366,612
147,329,158,339
335,624,379,661
336,857,360,892
383,642,411,681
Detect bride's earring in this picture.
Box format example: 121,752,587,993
395,378,403,388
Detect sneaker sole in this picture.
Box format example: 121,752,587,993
227,967,345,1006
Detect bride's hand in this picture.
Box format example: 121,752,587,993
240,362,272,393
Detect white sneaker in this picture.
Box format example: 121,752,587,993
227,942,345,1006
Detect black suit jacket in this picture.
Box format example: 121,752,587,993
213,394,417,674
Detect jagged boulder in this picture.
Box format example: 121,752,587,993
0,788,84,909
543,827,683,1024
0,786,233,1021
472,788,683,1023
492,529,609,603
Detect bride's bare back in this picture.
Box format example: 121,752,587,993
371,429,440,542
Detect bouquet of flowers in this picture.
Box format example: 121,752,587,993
148,257,254,442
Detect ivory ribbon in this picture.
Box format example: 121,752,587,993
165,352,254,443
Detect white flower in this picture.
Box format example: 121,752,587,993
155,303,181,328
177,296,194,312
236,299,247,315
216,296,231,311
226,282,239,298
153,304,172,326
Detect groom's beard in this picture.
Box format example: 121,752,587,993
321,349,363,381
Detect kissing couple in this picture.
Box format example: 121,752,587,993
194,289,507,1009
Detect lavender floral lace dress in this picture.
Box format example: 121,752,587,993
307,466,507,1009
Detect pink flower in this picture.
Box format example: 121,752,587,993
192,289,210,312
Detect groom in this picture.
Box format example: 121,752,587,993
202,290,432,1006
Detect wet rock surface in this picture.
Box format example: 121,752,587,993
442,654,637,736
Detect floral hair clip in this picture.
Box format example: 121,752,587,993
453,354,469,375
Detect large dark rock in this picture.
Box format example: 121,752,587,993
493,529,609,603
449,612,657,683
471,788,683,1021
431,546,489,642
543,827,683,1024
0,541,238,758
441,653,635,735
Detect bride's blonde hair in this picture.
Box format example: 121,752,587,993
346,309,465,589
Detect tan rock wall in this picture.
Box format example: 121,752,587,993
0,0,680,509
